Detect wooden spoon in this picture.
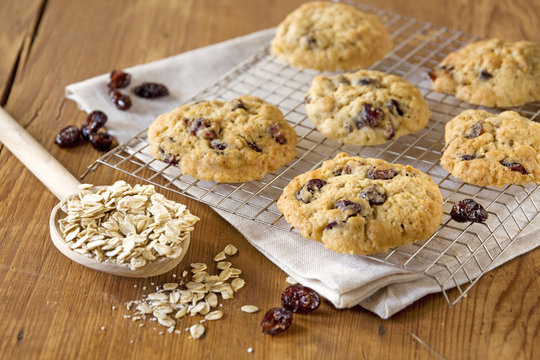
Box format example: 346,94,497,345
0,107,191,277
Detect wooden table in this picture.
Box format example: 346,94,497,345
1,1,539,359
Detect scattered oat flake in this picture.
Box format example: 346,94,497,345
241,305,259,313
204,310,223,321
217,261,232,270
247,348,254,353
100,326,105,331
213,251,226,262
190,324,205,339
231,278,245,292
224,244,238,256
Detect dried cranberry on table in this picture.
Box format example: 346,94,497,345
109,90,132,110
281,284,321,313
260,307,293,335
450,199,488,223
108,70,131,89
133,82,169,98
89,131,114,152
81,110,108,140
55,126,82,148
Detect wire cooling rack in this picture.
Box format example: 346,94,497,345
81,1,540,305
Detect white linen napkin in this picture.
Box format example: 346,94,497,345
66,28,540,318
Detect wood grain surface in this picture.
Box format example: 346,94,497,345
1,0,539,359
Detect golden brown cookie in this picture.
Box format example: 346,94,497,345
441,110,540,187
277,153,443,255
271,1,393,71
148,96,298,183
305,70,431,145
429,38,540,107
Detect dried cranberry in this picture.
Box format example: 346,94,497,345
461,154,477,161
81,110,108,139
281,284,321,314
428,71,437,81
451,199,488,223
387,99,404,116
260,308,293,335
109,90,132,110
359,184,386,206
210,139,227,151
304,96,311,104
334,199,362,216
464,122,484,139
500,160,528,174
189,118,209,135
384,122,396,140
268,123,287,144
162,153,179,165
358,78,380,87
232,99,247,111
296,179,327,203
478,70,493,80
337,75,350,85
305,33,317,49
325,220,344,230
367,167,398,180
89,132,114,151
108,70,131,89
247,141,262,152
333,165,352,176
200,129,217,140
55,126,82,148
358,104,385,128
133,82,169,98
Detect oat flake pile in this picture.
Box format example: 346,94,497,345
58,181,199,269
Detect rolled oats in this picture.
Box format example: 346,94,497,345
241,305,259,313
204,310,223,321
224,244,238,256
213,251,226,262
123,245,245,338
58,181,199,270
190,324,205,339
231,278,245,292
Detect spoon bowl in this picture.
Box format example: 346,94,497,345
1,107,192,278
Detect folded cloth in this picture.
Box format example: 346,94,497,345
66,28,540,318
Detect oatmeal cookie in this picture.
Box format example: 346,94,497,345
305,70,431,145
277,153,443,255
148,95,298,182
271,1,393,71
440,109,540,187
429,38,540,107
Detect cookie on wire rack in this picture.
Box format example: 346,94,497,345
277,153,443,255
429,38,540,107
304,69,431,145
271,1,393,71
441,109,540,187
148,95,298,183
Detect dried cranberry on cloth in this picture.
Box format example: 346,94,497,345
65,28,540,319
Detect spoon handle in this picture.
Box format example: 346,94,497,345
0,107,81,201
